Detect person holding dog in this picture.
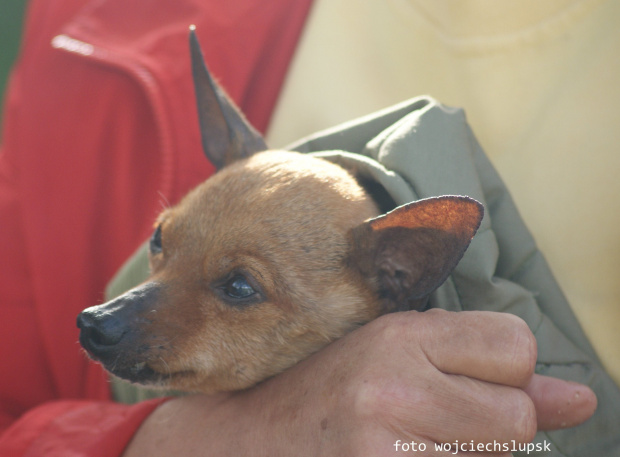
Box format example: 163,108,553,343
0,0,618,456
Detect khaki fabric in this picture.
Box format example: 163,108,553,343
267,0,620,386
108,98,620,455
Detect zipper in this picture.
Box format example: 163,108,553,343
50,34,176,201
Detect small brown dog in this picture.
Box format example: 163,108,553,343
77,31,483,394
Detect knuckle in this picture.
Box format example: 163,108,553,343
511,389,538,443
367,312,412,345
352,380,385,419
351,377,412,423
418,308,448,329
506,315,537,383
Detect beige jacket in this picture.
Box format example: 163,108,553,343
268,0,620,386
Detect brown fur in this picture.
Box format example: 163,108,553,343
76,31,483,394
144,151,382,392
77,149,482,393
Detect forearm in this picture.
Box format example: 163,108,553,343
122,394,240,457
122,363,329,456
122,311,597,457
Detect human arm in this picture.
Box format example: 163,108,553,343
123,310,596,457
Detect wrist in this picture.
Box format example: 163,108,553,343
122,393,234,456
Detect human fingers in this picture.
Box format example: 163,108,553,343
377,369,537,446
343,311,538,446
524,374,597,430
408,309,537,387
230,310,538,456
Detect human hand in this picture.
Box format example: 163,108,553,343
123,310,596,456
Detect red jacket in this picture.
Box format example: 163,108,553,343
0,0,312,454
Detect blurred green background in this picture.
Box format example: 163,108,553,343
1,0,28,129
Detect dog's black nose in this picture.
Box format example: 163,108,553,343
77,307,128,357
77,282,162,362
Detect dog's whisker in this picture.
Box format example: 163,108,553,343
158,356,171,377
153,334,180,350
157,191,171,211
219,338,252,385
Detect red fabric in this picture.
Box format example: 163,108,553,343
0,399,167,457
0,0,313,454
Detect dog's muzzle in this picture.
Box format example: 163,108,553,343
77,281,162,382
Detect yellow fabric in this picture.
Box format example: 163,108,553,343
267,0,620,384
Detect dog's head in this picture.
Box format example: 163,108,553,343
77,30,483,393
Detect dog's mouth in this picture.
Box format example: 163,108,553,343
108,361,161,384
105,359,196,387
77,304,196,387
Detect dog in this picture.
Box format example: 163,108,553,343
77,30,483,394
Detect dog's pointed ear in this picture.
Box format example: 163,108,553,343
189,27,268,170
348,196,484,313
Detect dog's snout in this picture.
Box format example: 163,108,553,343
77,282,163,364
77,308,128,357
78,309,126,346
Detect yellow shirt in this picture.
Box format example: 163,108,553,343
267,0,620,384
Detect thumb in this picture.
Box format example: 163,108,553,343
523,374,597,430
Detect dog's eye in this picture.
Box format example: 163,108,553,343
150,224,163,255
221,276,256,299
